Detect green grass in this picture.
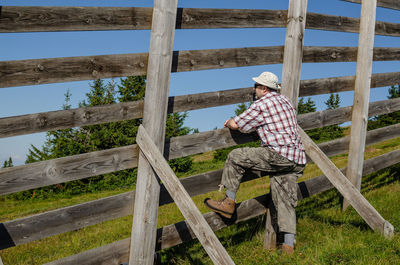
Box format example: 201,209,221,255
1,138,400,264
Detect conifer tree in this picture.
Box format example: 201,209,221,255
23,76,193,198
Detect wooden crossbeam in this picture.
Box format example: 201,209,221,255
136,125,235,265
342,0,400,11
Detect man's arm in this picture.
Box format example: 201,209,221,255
224,118,239,130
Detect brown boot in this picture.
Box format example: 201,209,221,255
204,196,235,218
281,244,294,254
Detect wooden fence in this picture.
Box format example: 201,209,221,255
0,2,399,264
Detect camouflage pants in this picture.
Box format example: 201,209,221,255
221,147,305,234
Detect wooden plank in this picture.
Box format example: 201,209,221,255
0,100,144,139
281,0,308,109
342,0,400,11
299,127,394,238
44,148,400,265
2,97,400,196
2,46,400,88
306,12,400,36
0,6,153,32
344,0,377,210
129,0,178,264
0,87,250,139
298,97,400,131
2,7,399,36
269,0,307,247
0,145,139,196
136,125,235,265
1,72,399,139
300,72,400,97
319,123,400,157
44,238,131,265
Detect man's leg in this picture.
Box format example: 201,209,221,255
204,147,257,218
270,164,304,252
205,147,295,218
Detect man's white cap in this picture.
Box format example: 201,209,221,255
252,71,281,91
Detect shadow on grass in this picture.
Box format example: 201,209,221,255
297,163,400,230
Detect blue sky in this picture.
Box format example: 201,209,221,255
1,0,399,165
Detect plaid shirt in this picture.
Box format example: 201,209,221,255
234,91,306,165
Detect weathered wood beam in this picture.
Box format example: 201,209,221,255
269,0,307,248
2,71,399,139
136,125,235,265
299,127,394,238
281,0,308,108
1,46,400,88
300,71,400,97
342,0,400,11
319,123,400,157
2,97,400,196
42,148,400,265
129,0,178,264
1,7,399,35
344,0,377,210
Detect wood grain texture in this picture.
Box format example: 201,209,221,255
136,125,235,265
2,72,398,139
299,127,394,238
344,0,377,210
129,0,178,264
271,0,307,247
0,145,139,196
2,46,399,88
342,0,400,11
1,7,399,35
43,148,400,264
2,97,400,196
281,0,308,109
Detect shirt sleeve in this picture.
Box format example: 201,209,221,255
233,102,264,133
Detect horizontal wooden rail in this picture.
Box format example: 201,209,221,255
1,123,400,250
342,0,400,10
1,46,400,88
1,97,400,196
43,148,400,265
1,7,399,35
1,71,399,139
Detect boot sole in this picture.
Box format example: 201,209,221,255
204,199,234,219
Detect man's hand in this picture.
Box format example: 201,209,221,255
224,118,239,130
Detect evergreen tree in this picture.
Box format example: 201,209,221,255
2,157,13,168
298,95,344,143
298,97,317,114
23,76,193,199
325,93,340,110
368,85,400,130
235,102,251,116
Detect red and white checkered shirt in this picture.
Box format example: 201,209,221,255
233,91,306,165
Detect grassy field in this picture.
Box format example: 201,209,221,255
0,137,399,264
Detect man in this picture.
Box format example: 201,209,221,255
204,71,306,254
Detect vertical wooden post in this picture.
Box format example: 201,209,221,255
281,0,308,109
129,0,178,264
343,0,377,210
264,0,308,249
